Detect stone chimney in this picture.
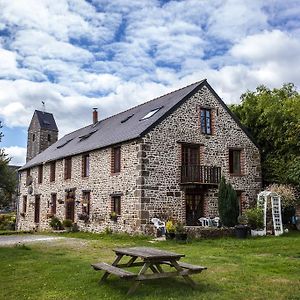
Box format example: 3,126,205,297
93,108,98,124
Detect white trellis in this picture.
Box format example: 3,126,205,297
257,191,283,236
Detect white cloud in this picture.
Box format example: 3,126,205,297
4,146,26,166
0,0,299,157
0,48,20,78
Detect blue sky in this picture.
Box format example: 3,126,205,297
0,0,300,165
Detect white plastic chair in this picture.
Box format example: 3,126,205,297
212,217,220,227
199,217,209,227
151,218,166,236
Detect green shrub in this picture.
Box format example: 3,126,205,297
49,217,62,230
245,208,264,230
62,219,73,228
0,213,16,230
218,177,239,227
174,222,185,234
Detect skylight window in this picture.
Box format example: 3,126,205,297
140,107,162,120
121,114,134,123
57,138,73,149
79,130,97,141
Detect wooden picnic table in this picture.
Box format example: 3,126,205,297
92,246,207,295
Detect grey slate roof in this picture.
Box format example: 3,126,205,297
34,110,58,131
20,80,206,170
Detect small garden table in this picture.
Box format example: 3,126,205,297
92,246,207,295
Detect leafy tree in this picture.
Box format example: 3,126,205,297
230,83,300,187
218,177,239,227
0,121,17,208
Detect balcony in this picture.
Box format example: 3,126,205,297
180,165,221,185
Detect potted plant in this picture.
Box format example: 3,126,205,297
245,207,265,236
49,217,62,230
165,220,176,239
62,219,73,232
110,211,118,222
234,215,249,239
175,222,187,241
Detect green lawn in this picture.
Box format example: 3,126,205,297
1,232,300,300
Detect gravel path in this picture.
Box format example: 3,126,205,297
0,235,65,246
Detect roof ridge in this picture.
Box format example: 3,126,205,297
95,79,206,125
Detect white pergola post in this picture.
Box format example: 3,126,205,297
257,191,283,236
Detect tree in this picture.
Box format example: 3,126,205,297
0,122,17,208
218,177,239,227
230,83,300,188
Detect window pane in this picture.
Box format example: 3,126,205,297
233,151,241,174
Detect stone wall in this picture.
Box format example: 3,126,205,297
139,85,261,233
18,140,141,233
18,84,261,235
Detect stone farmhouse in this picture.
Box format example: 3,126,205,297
17,80,261,234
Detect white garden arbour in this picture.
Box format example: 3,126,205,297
257,191,283,236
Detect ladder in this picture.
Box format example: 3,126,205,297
271,195,283,236
256,191,283,236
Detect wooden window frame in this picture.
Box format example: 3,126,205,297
38,165,43,184
50,161,56,182
229,148,243,175
200,107,212,135
111,195,121,215
111,146,121,174
64,157,72,180
82,154,90,177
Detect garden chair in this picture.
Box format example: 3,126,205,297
151,218,166,236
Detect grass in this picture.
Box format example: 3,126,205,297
0,231,300,300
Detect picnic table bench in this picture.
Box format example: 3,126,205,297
91,246,207,295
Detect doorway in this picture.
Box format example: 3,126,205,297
65,190,75,221
186,192,203,226
34,195,40,223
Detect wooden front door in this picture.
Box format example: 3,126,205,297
65,199,75,221
34,195,40,223
182,144,200,166
186,193,203,226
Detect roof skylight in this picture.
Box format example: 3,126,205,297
79,130,97,141
121,114,134,123
57,138,73,149
140,107,162,120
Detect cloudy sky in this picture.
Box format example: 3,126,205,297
0,0,300,165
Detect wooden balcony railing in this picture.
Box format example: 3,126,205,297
180,165,221,185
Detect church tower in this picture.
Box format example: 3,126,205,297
26,110,58,162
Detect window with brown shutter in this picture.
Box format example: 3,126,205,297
229,149,242,175
51,194,57,215
38,165,43,184
50,161,56,182
111,195,121,215
82,154,90,177
111,147,121,174
82,191,90,215
23,196,27,213
64,157,72,180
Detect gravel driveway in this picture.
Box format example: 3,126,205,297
0,235,65,246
